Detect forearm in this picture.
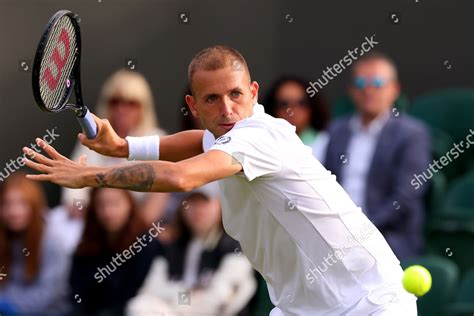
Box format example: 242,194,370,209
86,161,185,192
25,137,233,192
159,129,205,162
123,130,204,162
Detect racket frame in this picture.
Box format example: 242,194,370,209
32,10,86,116
32,10,97,138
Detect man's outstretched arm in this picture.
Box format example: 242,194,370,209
23,139,240,192
159,130,205,162
78,114,205,162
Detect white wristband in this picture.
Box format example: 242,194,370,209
126,135,160,161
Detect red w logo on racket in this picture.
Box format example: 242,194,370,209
42,28,71,91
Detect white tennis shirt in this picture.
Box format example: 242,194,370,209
202,102,409,315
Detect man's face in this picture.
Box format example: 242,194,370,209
106,95,143,138
185,65,259,137
0,188,32,232
349,59,400,119
274,81,312,134
183,197,221,237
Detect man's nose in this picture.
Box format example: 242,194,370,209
361,86,378,95
220,97,233,117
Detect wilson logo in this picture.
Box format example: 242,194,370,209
42,28,71,91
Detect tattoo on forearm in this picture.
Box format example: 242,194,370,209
95,163,156,191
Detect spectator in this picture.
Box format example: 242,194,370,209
0,173,69,315
324,52,431,259
49,69,169,256
127,191,256,316
264,76,330,161
69,188,163,316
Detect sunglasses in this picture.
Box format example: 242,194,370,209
107,97,140,108
276,98,309,109
352,76,391,89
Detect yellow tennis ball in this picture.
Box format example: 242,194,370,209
402,265,432,297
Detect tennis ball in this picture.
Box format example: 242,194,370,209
402,265,432,297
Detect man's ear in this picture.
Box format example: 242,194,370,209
348,78,361,101
185,94,199,117
250,81,259,103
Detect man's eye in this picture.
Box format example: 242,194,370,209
231,91,242,98
206,96,217,103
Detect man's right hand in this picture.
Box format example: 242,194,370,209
78,114,129,158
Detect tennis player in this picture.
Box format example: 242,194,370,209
24,46,417,315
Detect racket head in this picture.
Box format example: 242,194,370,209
32,10,81,113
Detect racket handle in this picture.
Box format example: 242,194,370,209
77,109,98,139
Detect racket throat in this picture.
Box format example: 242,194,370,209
67,104,89,117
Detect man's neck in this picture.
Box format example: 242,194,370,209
360,110,389,127
360,114,376,127
193,226,221,248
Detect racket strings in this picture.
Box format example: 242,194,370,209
39,16,77,111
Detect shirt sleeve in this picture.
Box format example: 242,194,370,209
310,131,330,164
202,129,216,153
208,125,282,181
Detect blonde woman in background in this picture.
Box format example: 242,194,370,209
47,70,169,255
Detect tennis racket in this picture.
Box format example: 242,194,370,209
32,10,97,139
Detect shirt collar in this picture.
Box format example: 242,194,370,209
232,102,265,128
252,102,265,115
349,111,391,135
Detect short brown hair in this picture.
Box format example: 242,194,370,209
187,45,250,94
351,51,398,80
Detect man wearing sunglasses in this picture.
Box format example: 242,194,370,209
324,52,431,260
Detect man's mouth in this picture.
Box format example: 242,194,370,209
219,123,236,129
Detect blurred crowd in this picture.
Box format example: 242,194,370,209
0,51,472,316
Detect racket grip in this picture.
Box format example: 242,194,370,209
77,109,98,139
